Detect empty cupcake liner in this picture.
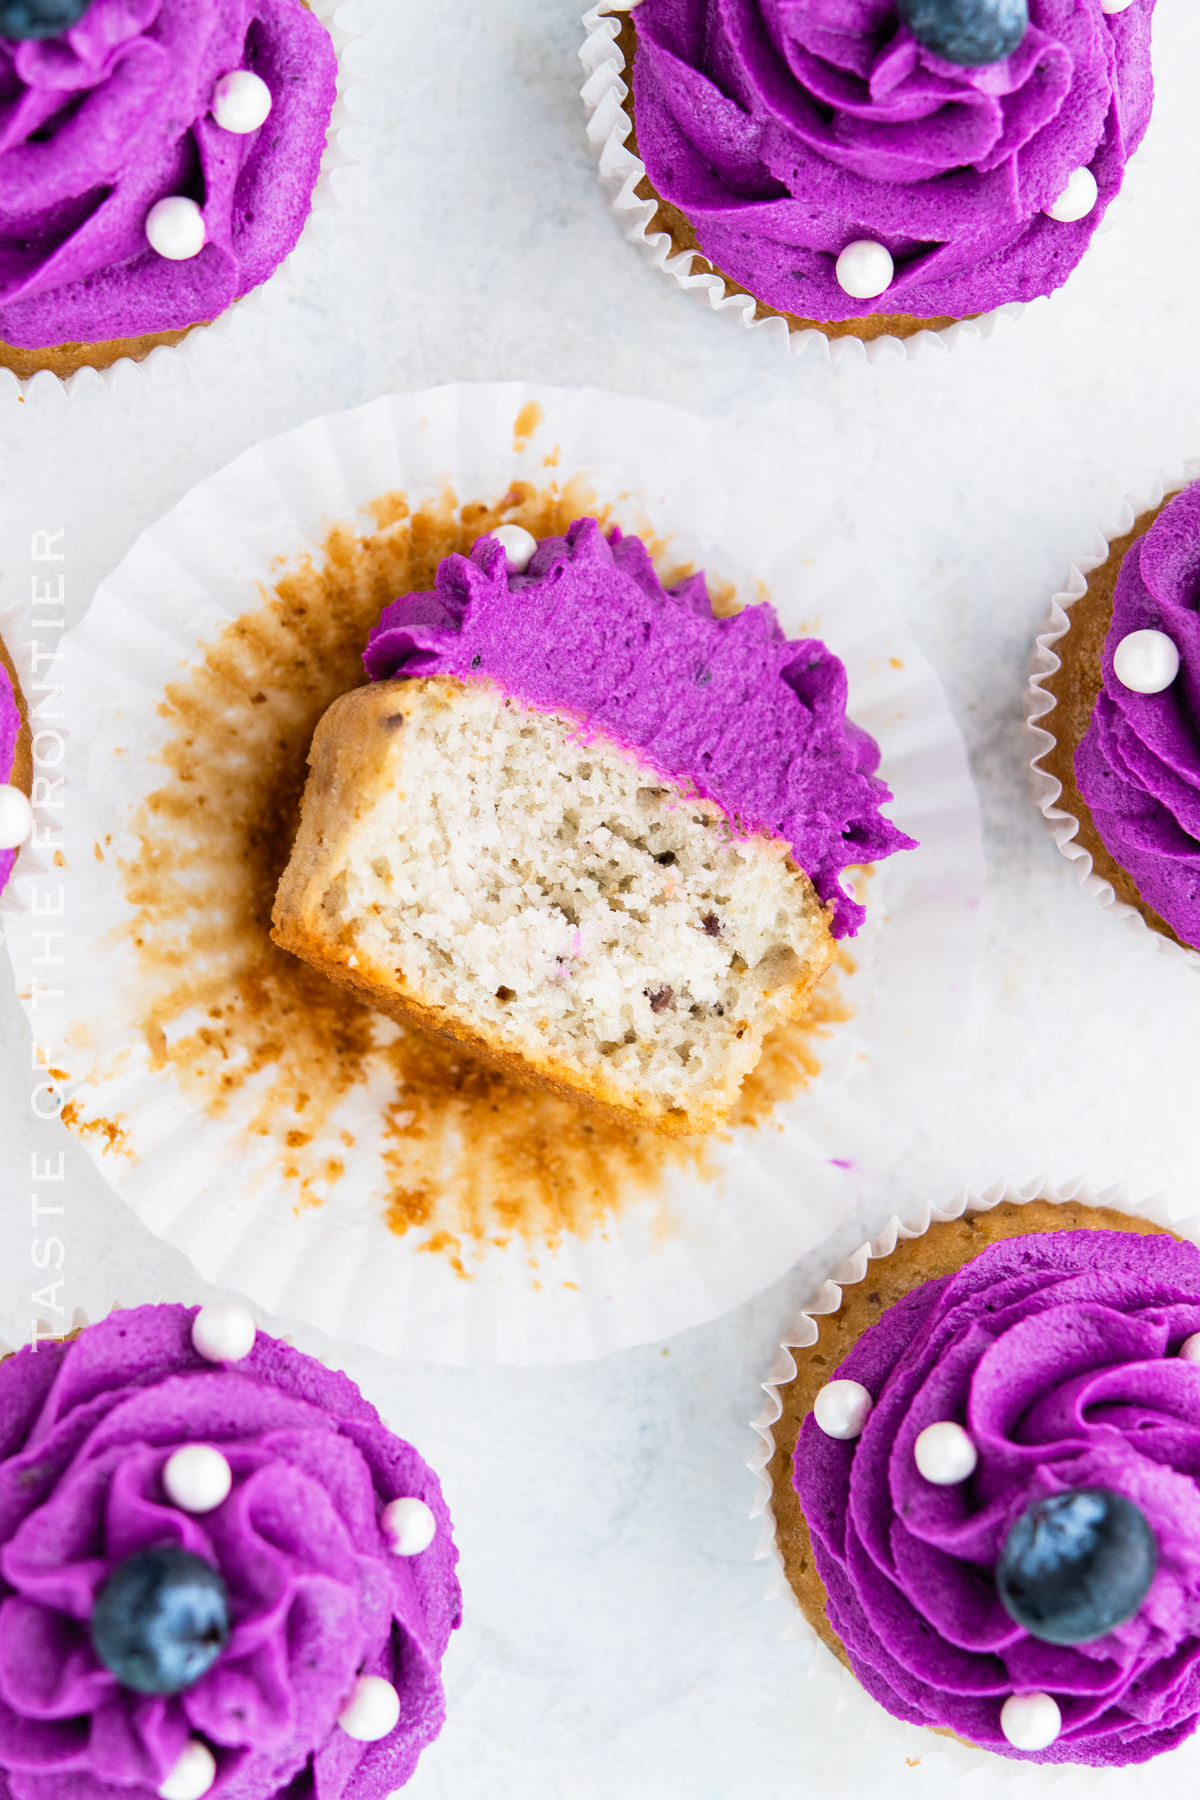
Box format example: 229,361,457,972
3,382,983,1365
1026,460,1200,968
0,0,364,399
578,2,1019,369
748,1174,1200,1791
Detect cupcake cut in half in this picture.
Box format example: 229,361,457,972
1035,478,1200,952
772,1201,1200,1767
272,518,915,1136
0,1302,461,1800
613,0,1156,343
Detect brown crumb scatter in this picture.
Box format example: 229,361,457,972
107,481,856,1273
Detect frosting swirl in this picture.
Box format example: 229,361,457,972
0,0,337,349
1075,481,1200,950
630,0,1155,321
795,1230,1200,1766
362,518,915,938
0,1307,461,1800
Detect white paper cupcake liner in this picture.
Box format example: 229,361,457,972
578,2,1017,368
748,1175,1200,1791
1026,460,1200,969
4,381,983,1365
0,0,364,399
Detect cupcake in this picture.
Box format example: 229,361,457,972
0,632,32,894
271,517,915,1136
765,1196,1200,1766
1031,477,1200,954
600,0,1155,343
0,1301,461,1799
0,0,339,380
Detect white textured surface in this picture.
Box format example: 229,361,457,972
1,0,1199,1795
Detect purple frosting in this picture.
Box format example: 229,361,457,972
362,518,915,938
630,0,1155,322
0,657,18,895
795,1230,1200,1766
0,0,337,350
1075,482,1200,950
0,1306,461,1800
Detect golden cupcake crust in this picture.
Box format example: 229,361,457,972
0,633,32,797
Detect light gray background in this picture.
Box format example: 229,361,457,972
2,1,1199,1794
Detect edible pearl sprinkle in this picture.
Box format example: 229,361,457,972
1180,1333,1200,1362
212,68,273,134
382,1496,437,1556
490,523,537,574
813,1379,873,1440
0,784,32,851
1113,628,1180,694
145,195,206,261
163,1444,233,1515
338,1675,402,1742
159,1741,217,1800
192,1302,256,1364
1000,1691,1062,1752
1100,0,1135,10
913,1421,978,1486
1045,166,1098,224
835,239,894,301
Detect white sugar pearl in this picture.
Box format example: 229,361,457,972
0,784,32,851
211,68,273,134
489,524,538,574
382,1496,437,1556
1000,1691,1062,1752
914,1421,978,1485
146,196,206,261
159,1741,216,1800
338,1675,401,1742
1045,166,1098,223
163,1444,232,1514
1113,628,1180,694
1101,0,1135,11
192,1302,256,1364
813,1379,873,1440
835,239,894,301
1180,1333,1200,1362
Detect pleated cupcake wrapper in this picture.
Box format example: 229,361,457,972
1026,458,1200,969
748,1175,1200,1790
579,2,1022,369
0,0,364,399
3,382,983,1365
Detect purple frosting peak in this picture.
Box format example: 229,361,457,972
795,1230,1200,1766
0,0,337,349
363,518,915,938
1075,481,1200,949
0,1307,461,1800
630,0,1155,321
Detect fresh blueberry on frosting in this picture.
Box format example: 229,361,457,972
91,1548,230,1696
0,0,91,39
897,0,1028,67
997,1488,1158,1645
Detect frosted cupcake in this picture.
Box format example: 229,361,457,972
272,518,915,1136
769,1199,1200,1765
0,632,32,893
0,1302,461,1798
0,0,339,379
609,0,1156,342
1032,478,1200,953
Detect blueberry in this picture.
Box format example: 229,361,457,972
91,1547,229,1695
897,0,1028,67
997,1488,1157,1646
0,0,92,40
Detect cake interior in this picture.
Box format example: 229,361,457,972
274,677,835,1130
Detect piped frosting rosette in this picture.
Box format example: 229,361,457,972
0,1305,461,1800
630,0,1154,321
796,1227,1200,1765
0,0,339,357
